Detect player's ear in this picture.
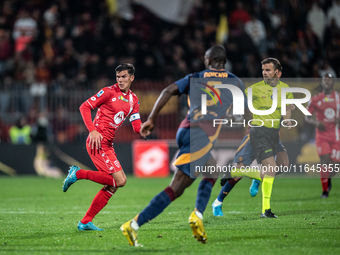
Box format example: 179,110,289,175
130,75,135,82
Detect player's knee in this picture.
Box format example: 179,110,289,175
106,185,118,193
116,177,127,187
320,155,331,164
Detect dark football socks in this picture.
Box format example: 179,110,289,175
195,178,216,213
217,178,240,202
136,186,176,227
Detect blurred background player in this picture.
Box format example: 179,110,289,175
120,45,249,246
62,63,142,230
305,73,340,198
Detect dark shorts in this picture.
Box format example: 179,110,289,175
173,126,220,179
249,126,280,163
234,133,286,165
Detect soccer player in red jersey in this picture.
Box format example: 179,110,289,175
62,63,142,230
306,73,340,198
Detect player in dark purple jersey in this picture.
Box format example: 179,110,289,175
120,45,249,246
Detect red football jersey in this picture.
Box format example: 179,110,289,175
307,90,340,140
80,83,140,144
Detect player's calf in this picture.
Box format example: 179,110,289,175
111,170,127,187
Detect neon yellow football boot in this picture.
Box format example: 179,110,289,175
120,220,142,247
189,210,207,243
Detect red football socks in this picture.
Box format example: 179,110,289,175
76,170,116,187
320,167,329,192
81,187,114,224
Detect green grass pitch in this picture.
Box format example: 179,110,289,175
0,175,339,255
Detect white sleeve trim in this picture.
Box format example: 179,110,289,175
129,113,140,122
86,100,94,109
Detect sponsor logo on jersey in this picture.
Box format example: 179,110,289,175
323,97,334,102
114,111,125,124
91,96,96,101
97,90,104,97
118,96,129,102
112,97,116,102
199,82,223,106
109,122,119,128
324,108,335,119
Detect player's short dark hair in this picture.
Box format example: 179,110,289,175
115,63,135,76
208,45,227,65
316,73,335,92
261,58,282,72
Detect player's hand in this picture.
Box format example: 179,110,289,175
316,121,326,131
89,130,103,150
289,104,295,111
140,119,154,139
283,119,292,129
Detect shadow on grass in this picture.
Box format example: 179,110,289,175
278,209,323,216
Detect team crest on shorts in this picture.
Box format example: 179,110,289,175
114,160,121,168
238,156,243,162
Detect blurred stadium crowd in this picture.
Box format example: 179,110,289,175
0,0,340,144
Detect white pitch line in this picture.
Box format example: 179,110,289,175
0,211,339,214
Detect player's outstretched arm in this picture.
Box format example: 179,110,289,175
140,120,153,138
140,83,179,137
